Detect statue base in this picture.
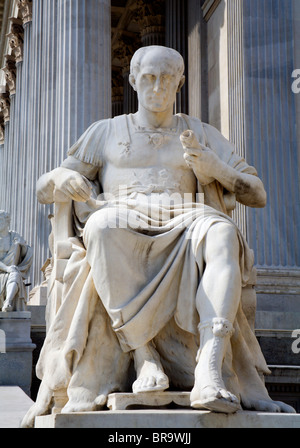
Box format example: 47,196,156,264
0,312,36,395
35,409,300,428
107,391,191,410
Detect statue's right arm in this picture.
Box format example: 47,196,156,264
37,156,98,204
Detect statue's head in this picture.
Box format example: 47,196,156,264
129,45,185,113
0,210,10,230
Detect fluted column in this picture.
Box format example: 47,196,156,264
1,54,16,221
243,0,299,270
165,0,189,114
187,0,207,121
0,93,10,212
227,0,247,237
26,0,112,286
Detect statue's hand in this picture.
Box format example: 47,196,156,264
180,130,217,185
183,144,219,185
53,168,92,203
37,167,92,204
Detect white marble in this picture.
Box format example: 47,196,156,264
0,210,33,312
22,45,295,428
35,409,300,429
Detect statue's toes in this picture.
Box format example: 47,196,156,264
219,388,239,404
133,374,169,393
157,373,169,389
272,401,296,413
249,400,296,414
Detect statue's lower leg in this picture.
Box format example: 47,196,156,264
2,282,19,312
190,317,240,413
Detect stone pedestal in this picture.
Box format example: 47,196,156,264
0,312,36,396
107,392,191,411
35,409,300,429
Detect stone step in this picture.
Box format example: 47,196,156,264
0,386,34,428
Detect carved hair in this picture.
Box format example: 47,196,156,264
130,45,185,79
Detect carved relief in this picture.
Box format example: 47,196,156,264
17,0,33,25
1,56,16,96
7,18,24,64
131,0,165,44
0,112,5,145
0,91,11,123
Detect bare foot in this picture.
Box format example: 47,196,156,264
132,343,169,393
2,299,13,312
242,397,296,413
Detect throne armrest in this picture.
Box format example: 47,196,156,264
51,200,74,282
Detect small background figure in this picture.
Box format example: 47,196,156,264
0,210,33,312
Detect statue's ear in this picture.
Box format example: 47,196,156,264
129,74,137,91
177,75,185,93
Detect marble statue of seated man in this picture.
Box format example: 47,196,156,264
22,45,295,427
0,210,33,312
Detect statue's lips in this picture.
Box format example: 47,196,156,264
147,94,167,103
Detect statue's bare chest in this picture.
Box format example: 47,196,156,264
105,123,187,170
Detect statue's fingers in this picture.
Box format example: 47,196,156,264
65,184,88,202
183,147,199,156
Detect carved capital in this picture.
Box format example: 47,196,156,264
0,91,11,123
113,36,140,75
132,0,165,38
17,0,33,25
0,112,5,145
7,18,24,63
1,56,16,95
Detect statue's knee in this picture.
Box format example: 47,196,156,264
83,209,123,244
211,222,238,244
205,222,239,261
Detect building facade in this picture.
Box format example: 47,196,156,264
0,0,299,410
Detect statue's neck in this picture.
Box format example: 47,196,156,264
133,106,176,130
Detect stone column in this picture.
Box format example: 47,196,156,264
18,5,33,248
227,0,247,237
241,0,300,380
165,0,189,114
0,91,10,211
27,0,112,286
187,0,207,121
0,311,36,395
1,55,16,220
6,18,24,232
243,0,299,271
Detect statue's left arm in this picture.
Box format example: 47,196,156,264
184,123,267,208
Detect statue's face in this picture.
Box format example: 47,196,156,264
131,50,184,113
